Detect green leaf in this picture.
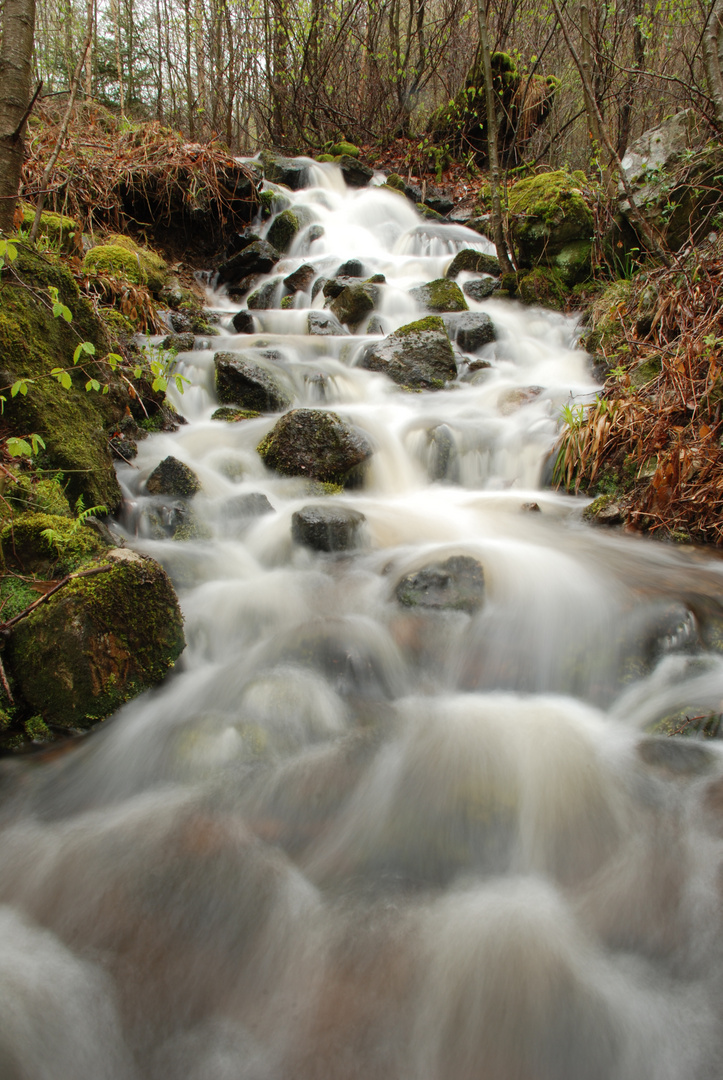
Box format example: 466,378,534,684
11,380,30,397
51,368,72,390
5,437,32,458
105,352,122,370
85,378,101,392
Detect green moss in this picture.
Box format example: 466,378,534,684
417,204,444,221
316,154,335,163
517,268,567,310
446,249,501,278
631,356,662,387
102,233,168,294
0,512,106,576
267,208,302,253
581,278,633,354
83,243,146,285
5,475,72,517
24,715,51,741
281,294,294,309
20,204,81,255
6,550,185,729
553,239,592,285
98,307,136,343
0,575,40,621
508,171,593,266
410,278,468,313
395,315,447,337
329,141,360,158
211,406,261,422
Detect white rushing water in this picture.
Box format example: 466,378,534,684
3,160,723,1079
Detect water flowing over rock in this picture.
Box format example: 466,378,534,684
216,240,280,287
257,409,373,485
359,315,457,389
214,352,294,412
395,554,485,613
442,311,496,353
409,278,468,313
146,455,201,497
291,504,367,552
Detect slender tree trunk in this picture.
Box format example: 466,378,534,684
703,0,723,127
111,0,125,117
477,0,514,274
0,0,37,233
616,0,644,157
549,0,670,266
30,0,93,240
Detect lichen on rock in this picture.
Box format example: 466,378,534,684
257,409,373,486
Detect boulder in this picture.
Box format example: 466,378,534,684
257,409,373,487
161,332,195,352
336,259,365,277
329,141,360,158
410,279,468,313
6,548,185,729
146,456,201,497
266,207,313,253
442,312,496,352
339,156,374,187
445,249,501,279
217,240,280,287
247,278,283,309
284,264,316,293
226,492,275,518
508,171,593,270
258,150,310,190
323,276,362,299
232,310,256,334
291,504,367,552
308,311,349,336
359,315,456,390
211,406,260,422
395,554,485,614
214,352,293,412
424,192,454,216
224,228,262,257
463,276,498,301
330,283,378,327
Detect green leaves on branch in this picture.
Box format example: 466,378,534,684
5,434,46,459
48,286,72,323
0,240,18,267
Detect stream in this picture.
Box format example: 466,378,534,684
3,160,723,1079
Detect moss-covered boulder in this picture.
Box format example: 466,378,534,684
257,409,373,487
146,456,201,497
6,548,185,730
83,243,144,285
359,315,456,390
91,234,169,294
329,141,360,159
516,268,567,310
395,555,485,613
211,406,260,422
266,207,313,253
214,352,293,412
410,279,468,313
445,249,501,279
329,283,378,327
508,171,593,270
20,204,82,255
0,512,107,577
0,247,123,510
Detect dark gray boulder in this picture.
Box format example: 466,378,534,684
161,332,195,352
336,259,365,277
214,352,293,412
232,310,256,334
284,264,316,293
395,555,485,614
359,315,456,390
445,249,501,279
247,277,284,310
442,312,496,353
146,456,201,497
257,409,373,487
258,151,310,190
339,156,374,187
308,311,349,336
291,504,367,552
463,276,499,301
217,240,280,287
330,283,378,327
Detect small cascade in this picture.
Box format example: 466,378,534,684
2,160,723,1080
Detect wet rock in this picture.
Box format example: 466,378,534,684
582,494,625,527
226,492,275,518
508,171,593,271
463,275,498,301
146,456,201,497
284,263,316,293
267,207,313,253
161,331,195,352
257,409,373,487
428,423,457,482
337,259,365,277
291,504,367,552
307,224,325,244
424,192,454,216
445,249,501,278
167,310,193,333
308,310,349,336
410,279,468,313
211,406,260,422
323,275,362,299
442,312,496,352
217,240,280,287
637,736,715,776
214,352,293,412
224,227,262,258
339,156,374,187
330,283,378,327
232,310,256,334
247,277,282,309
6,548,185,729
359,315,456,390
498,385,543,414
395,554,485,614
367,315,385,335
258,150,310,190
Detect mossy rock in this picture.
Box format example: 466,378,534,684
211,406,261,422
316,154,335,164
329,283,377,327
146,456,201,497
410,279,468,313
83,243,146,285
582,494,624,526
359,315,456,390
0,248,122,509
103,233,169,294
445,249,501,279
267,207,312,253
580,278,633,354
0,512,107,577
20,204,82,255
4,476,71,518
553,239,592,286
6,548,185,729
508,171,593,267
516,268,567,311
257,409,373,487
329,141,360,159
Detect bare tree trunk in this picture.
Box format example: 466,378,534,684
0,0,37,233
30,0,93,240
616,0,644,157
111,0,125,117
703,0,723,127
549,0,670,266
477,0,514,274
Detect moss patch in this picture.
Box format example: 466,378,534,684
508,171,593,266
410,279,468,313
20,204,82,255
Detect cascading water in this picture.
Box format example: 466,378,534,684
2,159,723,1080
